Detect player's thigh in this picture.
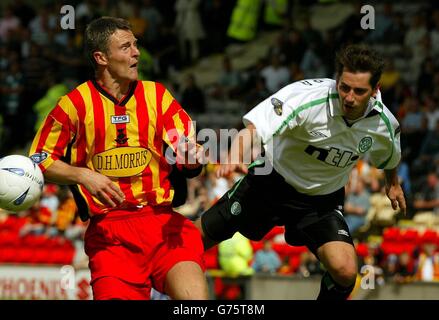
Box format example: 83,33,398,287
165,261,208,300
92,276,151,300
285,209,354,255
201,172,276,242
150,212,206,296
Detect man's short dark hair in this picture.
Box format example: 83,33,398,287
84,17,132,69
335,44,385,88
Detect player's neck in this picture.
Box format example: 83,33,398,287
96,73,132,101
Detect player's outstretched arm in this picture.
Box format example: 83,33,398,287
384,167,406,215
216,123,258,178
44,160,125,208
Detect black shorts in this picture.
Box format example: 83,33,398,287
201,161,354,255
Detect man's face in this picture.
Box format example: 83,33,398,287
337,71,377,120
104,29,140,82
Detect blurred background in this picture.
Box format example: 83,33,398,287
1,0,439,300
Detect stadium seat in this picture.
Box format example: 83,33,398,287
262,226,285,241
382,227,401,242
356,242,369,257
420,230,438,245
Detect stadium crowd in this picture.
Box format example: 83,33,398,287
1,0,439,298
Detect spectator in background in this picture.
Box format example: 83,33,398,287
32,79,70,132
260,54,290,93
288,62,304,83
335,2,367,46
393,251,415,284
39,184,60,219
298,251,322,278
28,5,56,46
244,76,271,112
210,56,243,99
175,0,205,65
424,95,439,132
385,12,406,45
278,255,294,275
140,0,163,49
415,239,439,282
56,187,78,236
263,0,289,30
412,119,439,175
115,0,135,18
301,16,322,48
379,60,400,106
180,73,206,115
430,9,439,58
413,171,439,215
400,97,428,165
364,3,394,44
0,60,23,152
397,154,412,199
202,0,228,54
417,58,435,96
0,6,21,43
300,42,327,79
252,239,281,273
75,0,95,23
127,3,148,40
227,0,262,43
267,33,289,65
404,14,428,58
405,14,429,81
283,28,306,66
344,178,371,235
10,0,35,28
19,200,52,237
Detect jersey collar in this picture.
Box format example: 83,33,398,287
328,86,343,117
91,79,138,106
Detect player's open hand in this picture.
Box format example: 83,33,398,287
176,136,206,170
79,168,125,208
386,183,406,215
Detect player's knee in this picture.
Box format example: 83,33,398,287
330,263,357,287
165,261,209,300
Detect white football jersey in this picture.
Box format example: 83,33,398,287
243,78,401,195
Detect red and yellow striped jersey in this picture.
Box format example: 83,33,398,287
29,80,195,217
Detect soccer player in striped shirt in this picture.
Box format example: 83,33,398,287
196,44,407,300
29,17,208,300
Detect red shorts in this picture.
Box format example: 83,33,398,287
84,207,205,300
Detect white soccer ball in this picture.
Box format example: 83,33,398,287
0,155,44,212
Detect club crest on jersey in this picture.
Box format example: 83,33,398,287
30,152,48,164
111,115,130,124
271,98,283,116
230,201,242,216
115,129,129,144
358,136,373,153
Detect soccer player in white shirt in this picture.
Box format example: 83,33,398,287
195,44,406,300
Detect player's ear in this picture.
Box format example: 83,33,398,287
93,51,108,66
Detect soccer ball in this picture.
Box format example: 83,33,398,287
0,155,44,212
